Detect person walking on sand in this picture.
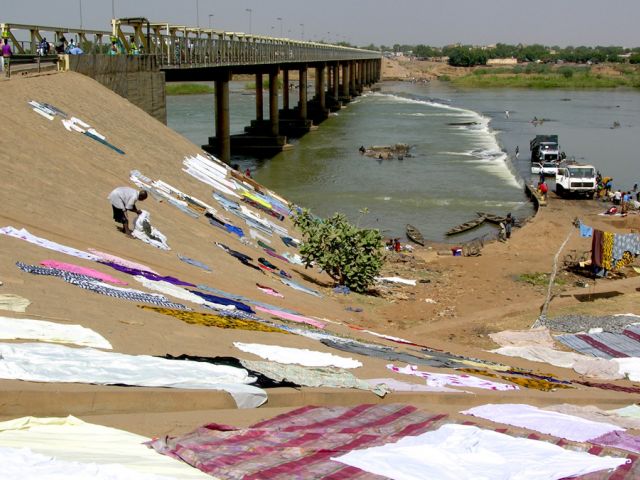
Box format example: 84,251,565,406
108,187,148,236
1,38,13,75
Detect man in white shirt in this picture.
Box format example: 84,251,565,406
108,187,148,236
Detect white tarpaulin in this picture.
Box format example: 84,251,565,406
0,316,112,349
461,404,624,442
0,416,213,479
333,424,628,480
1,446,172,480
233,342,362,369
0,342,266,408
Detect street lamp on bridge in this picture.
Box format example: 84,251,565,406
208,14,214,29
276,17,283,37
196,0,200,28
245,8,253,34
299,23,304,40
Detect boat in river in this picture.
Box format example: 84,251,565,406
476,212,506,224
406,224,425,246
446,215,487,236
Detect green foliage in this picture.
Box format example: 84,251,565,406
517,272,565,286
165,83,214,95
447,47,489,67
630,54,640,64
293,209,384,294
558,66,574,78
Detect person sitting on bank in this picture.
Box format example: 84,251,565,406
108,187,148,236
55,36,67,54
504,213,515,239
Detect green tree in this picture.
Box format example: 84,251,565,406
447,47,489,67
293,209,384,293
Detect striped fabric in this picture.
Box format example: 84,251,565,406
557,330,640,359
148,404,639,479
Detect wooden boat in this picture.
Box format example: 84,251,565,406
476,212,506,224
405,224,425,246
446,215,487,236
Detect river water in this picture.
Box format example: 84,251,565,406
167,81,640,243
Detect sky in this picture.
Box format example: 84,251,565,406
2,0,639,47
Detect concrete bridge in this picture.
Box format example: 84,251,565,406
1,19,382,162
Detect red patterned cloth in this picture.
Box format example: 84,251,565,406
148,404,639,479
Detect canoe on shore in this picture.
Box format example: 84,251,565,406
446,215,487,236
476,212,506,224
406,224,425,246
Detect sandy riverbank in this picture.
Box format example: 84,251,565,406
0,70,639,442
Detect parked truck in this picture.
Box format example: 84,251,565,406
530,135,560,163
555,163,598,198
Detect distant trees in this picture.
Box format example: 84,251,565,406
446,46,489,67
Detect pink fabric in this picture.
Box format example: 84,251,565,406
255,306,325,329
87,249,159,274
387,364,519,391
40,260,128,285
256,284,284,298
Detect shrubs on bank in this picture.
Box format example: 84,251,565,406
293,209,384,294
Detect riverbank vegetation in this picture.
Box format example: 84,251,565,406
165,83,214,95
244,77,283,90
448,64,640,89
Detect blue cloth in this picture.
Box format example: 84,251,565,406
189,289,255,313
178,254,212,272
612,233,640,261
225,223,245,238
579,223,593,238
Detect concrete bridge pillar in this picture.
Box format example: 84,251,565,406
255,73,264,121
298,67,308,120
356,61,364,92
349,61,357,95
215,71,232,163
316,65,326,110
341,62,350,98
282,69,290,111
269,68,280,136
332,63,339,99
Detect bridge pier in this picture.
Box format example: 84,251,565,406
213,71,231,162
306,64,329,124
255,73,264,121
340,62,351,103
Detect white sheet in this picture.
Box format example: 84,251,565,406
0,316,112,349
0,293,31,312
491,345,623,379
333,423,628,480
461,404,624,442
233,342,362,368
364,378,467,393
132,211,170,250
614,357,640,382
2,446,172,480
0,342,266,408
134,277,234,311
0,416,213,479
0,226,99,261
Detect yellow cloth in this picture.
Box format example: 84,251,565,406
602,231,614,270
614,251,634,270
0,294,31,312
0,416,213,478
241,191,272,209
139,305,289,334
458,368,573,392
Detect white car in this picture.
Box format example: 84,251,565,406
531,162,558,176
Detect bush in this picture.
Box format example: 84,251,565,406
558,67,574,78
293,209,384,293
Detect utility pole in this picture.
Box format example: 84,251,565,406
299,23,304,40
208,14,214,29
79,0,83,29
196,0,200,28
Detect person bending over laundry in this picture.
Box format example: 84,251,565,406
108,187,148,236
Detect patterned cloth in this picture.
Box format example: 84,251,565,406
458,368,573,392
240,360,390,397
591,430,640,454
17,262,188,309
388,364,519,391
612,233,640,261
147,404,448,480
602,232,615,270
138,306,288,334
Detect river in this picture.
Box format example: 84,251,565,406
167,81,640,243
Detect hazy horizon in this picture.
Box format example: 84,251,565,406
2,0,639,47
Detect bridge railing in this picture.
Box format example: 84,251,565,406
1,20,381,68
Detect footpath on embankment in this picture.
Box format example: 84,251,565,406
0,70,639,440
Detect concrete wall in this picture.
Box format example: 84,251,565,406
68,55,166,124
